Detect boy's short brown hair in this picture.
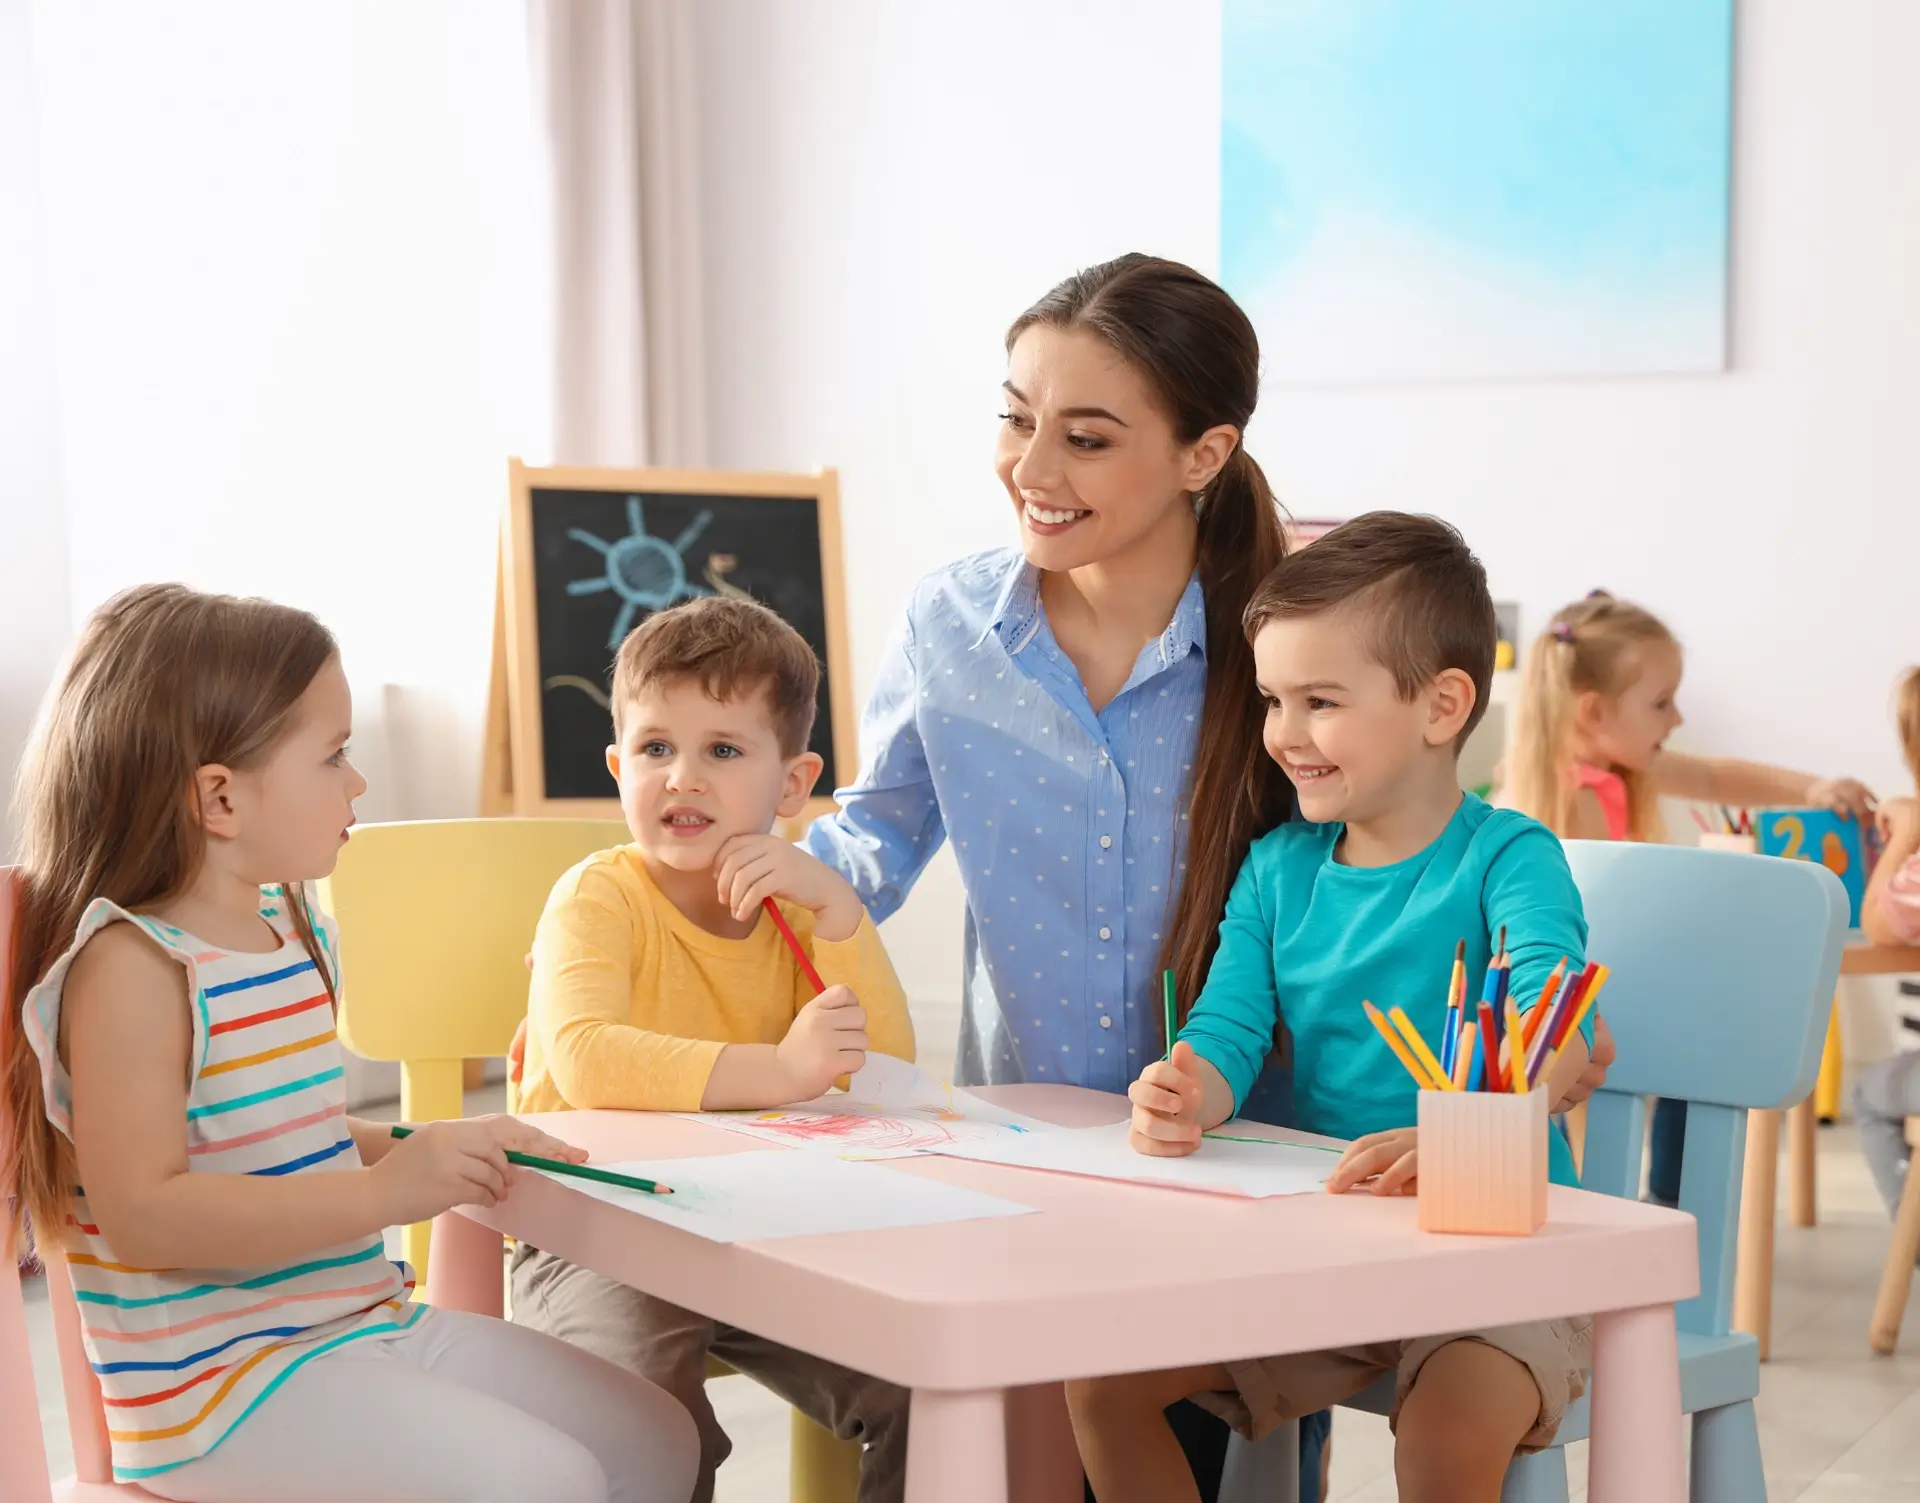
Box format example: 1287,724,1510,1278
610,596,820,757
1242,511,1495,745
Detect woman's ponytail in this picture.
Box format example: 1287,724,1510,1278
1164,446,1293,1014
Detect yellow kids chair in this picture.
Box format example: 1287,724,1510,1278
315,820,861,1503
315,817,629,1273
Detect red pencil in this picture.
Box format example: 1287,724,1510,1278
763,896,825,994
1477,999,1503,1091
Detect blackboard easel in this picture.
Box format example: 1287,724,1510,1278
484,460,854,829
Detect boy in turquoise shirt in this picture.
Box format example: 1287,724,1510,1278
1067,513,1595,1503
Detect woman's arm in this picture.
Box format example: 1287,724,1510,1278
1863,798,1920,946
801,612,945,922
1654,750,1874,819
64,925,388,1269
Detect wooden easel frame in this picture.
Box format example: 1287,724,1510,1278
484,459,856,828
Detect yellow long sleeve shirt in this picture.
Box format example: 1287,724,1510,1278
517,844,915,1113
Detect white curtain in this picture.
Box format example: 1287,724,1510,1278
525,0,707,468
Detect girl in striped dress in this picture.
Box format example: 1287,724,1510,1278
2,584,697,1502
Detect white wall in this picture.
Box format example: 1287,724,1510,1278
10,1,1918,1048
0,0,70,849
1263,1,1920,798
690,0,1224,1023
13,0,548,835
688,0,1920,1033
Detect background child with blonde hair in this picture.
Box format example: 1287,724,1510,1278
1506,590,1873,841
1505,589,1874,1204
1851,668,1920,1218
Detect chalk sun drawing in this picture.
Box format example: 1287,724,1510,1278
566,496,715,648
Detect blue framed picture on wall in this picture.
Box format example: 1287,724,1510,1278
1222,0,1735,384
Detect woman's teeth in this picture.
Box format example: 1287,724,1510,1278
1291,765,1336,782
1025,501,1088,526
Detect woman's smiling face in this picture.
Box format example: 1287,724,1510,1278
995,324,1219,573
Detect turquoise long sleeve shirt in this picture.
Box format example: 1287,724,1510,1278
1178,795,1592,1187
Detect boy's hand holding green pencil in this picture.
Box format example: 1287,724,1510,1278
1129,970,1208,1157
381,1116,671,1223
1128,1041,1208,1157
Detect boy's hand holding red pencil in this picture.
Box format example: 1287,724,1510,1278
776,984,870,1099
1128,1040,1207,1157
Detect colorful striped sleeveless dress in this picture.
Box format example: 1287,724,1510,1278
21,890,419,1483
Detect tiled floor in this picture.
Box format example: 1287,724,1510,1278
22,1115,1920,1499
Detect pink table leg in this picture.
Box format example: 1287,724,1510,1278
1004,1382,1084,1503
1587,1302,1684,1503
907,1388,1008,1503
420,1211,504,1317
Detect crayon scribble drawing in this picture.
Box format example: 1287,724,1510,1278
690,1100,1046,1160
677,1056,1060,1159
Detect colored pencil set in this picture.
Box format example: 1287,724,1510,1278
1364,928,1609,1096
1691,805,1752,836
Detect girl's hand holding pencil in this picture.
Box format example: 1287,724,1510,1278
374,1116,589,1223
1127,1040,1207,1157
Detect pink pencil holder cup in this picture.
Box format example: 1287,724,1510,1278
1417,1087,1549,1236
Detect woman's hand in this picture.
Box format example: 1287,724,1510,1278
1127,1041,1206,1157
1327,1127,1419,1196
508,1015,529,1084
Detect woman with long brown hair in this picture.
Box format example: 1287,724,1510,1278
3,584,696,1500
801,254,1308,1498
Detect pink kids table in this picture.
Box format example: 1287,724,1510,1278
424,1087,1697,1502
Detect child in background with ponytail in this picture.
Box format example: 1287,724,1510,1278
1506,591,1872,843
1506,590,1873,1204
1851,668,1920,1220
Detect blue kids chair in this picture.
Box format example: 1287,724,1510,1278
1220,840,1847,1503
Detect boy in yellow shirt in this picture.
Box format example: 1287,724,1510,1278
512,596,914,1503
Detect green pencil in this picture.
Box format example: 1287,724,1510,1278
1203,1132,1341,1154
1163,968,1178,1060
387,1126,672,1196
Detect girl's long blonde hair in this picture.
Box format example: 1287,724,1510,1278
1508,592,1678,841
1897,666,1920,790
3,584,340,1258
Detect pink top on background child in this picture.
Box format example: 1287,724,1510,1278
1574,763,1631,842
1879,854,1920,945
